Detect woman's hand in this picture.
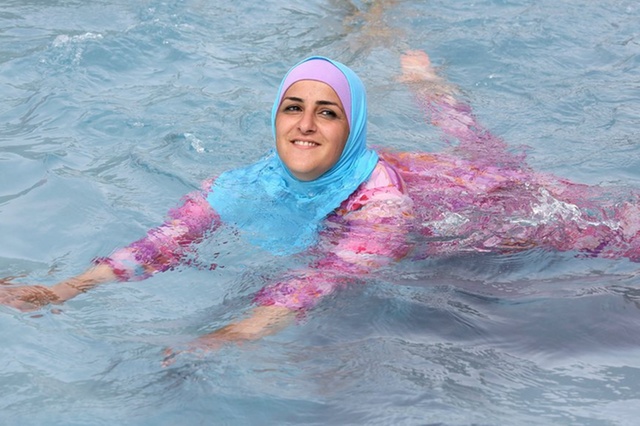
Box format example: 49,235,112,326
0,264,117,312
0,280,61,312
162,336,227,367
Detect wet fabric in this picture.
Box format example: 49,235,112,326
207,57,378,255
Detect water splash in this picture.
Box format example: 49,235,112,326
51,32,104,48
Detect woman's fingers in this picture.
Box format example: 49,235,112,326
161,347,181,367
161,337,228,367
0,285,59,312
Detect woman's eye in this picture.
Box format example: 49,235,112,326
321,110,337,118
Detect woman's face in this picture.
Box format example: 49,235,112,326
275,80,350,181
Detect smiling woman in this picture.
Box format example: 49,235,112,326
0,55,406,355
3,0,640,424
1,51,640,363
275,80,349,181
274,57,353,182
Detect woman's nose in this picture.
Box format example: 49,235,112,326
298,111,316,133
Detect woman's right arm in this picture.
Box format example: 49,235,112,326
0,180,219,311
162,161,414,360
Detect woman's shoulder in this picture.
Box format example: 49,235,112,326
361,157,407,193
337,158,411,215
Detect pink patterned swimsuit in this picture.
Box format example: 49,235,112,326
98,158,412,310
97,95,640,310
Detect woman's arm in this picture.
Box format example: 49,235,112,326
95,185,219,282
182,161,413,353
188,306,295,348
1,181,219,311
162,305,295,366
0,263,116,311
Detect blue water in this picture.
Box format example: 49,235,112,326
1,1,640,424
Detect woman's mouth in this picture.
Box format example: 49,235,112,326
293,140,319,147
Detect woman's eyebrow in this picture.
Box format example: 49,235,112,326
316,100,340,107
282,96,340,107
283,96,304,103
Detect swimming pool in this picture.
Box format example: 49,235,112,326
1,0,640,424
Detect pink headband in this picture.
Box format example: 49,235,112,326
278,58,352,127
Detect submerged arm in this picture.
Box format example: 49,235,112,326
183,306,295,354
0,263,117,312
0,181,219,311
189,162,413,348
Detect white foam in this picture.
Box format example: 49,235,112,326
52,32,103,48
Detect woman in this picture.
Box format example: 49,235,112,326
0,54,413,351
2,51,639,353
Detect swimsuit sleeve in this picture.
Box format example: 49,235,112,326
254,160,413,310
95,178,220,281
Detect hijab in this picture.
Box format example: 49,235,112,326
207,56,379,255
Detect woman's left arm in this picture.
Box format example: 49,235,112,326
187,162,414,349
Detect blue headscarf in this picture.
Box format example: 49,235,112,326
207,57,378,255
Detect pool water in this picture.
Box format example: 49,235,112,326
1,0,640,424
